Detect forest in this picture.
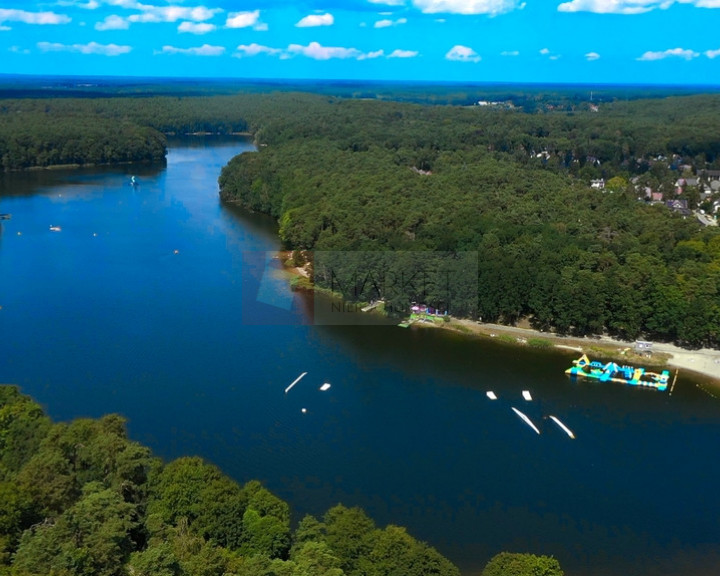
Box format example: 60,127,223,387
217,92,720,347
0,385,563,576
2,87,720,346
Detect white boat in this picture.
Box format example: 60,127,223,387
284,372,307,394
319,383,331,391
486,391,497,400
522,390,532,401
49,225,62,232
549,415,575,439
511,407,540,434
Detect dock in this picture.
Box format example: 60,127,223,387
285,372,307,394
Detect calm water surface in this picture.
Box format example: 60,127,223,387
1,137,720,576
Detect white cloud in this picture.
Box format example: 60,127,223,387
95,15,129,30
388,48,418,57
128,5,220,24
9,45,30,53
557,0,720,14
539,47,550,54
0,8,71,25
37,41,131,55
57,0,100,8
368,0,406,5
705,48,720,58
226,10,266,30
446,44,481,62
412,0,523,15
0,25,10,31
359,49,386,59
234,43,282,57
159,44,225,56
374,17,407,27
637,47,699,60
501,50,519,56
287,41,363,60
296,13,334,27
178,21,216,34
585,51,600,60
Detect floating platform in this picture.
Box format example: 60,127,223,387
486,391,497,400
319,383,331,391
285,372,307,394
549,415,575,439
522,390,532,401
511,407,540,434
566,354,669,391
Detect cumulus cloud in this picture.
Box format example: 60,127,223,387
637,47,699,60
37,41,131,55
178,21,216,34
374,17,407,27
95,15,129,30
226,10,266,30
558,0,720,14
706,48,720,58
296,13,334,27
287,41,363,60
388,48,418,57
128,5,220,24
234,43,282,57
159,44,225,56
501,50,519,56
412,0,524,15
359,49,386,60
0,8,71,25
368,0,406,5
585,51,600,60
446,44,481,62
539,47,550,54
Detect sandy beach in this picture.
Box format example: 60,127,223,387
448,319,720,384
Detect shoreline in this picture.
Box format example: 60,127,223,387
443,318,720,385
278,251,720,385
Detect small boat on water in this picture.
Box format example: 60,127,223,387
566,354,669,391
511,407,540,434
549,415,575,439
49,225,62,232
486,391,497,400
522,390,532,401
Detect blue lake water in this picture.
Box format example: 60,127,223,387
1,137,720,576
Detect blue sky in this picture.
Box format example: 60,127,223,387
1,0,719,84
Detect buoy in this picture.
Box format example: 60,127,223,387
486,391,498,400
301,408,307,414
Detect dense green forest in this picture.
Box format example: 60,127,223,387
2,87,720,346
217,92,720,347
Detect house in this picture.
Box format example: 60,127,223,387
590,179,605,189
666,199,692,216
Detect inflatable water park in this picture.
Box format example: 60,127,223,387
566,354,670,391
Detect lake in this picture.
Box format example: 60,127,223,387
1,137,719,576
